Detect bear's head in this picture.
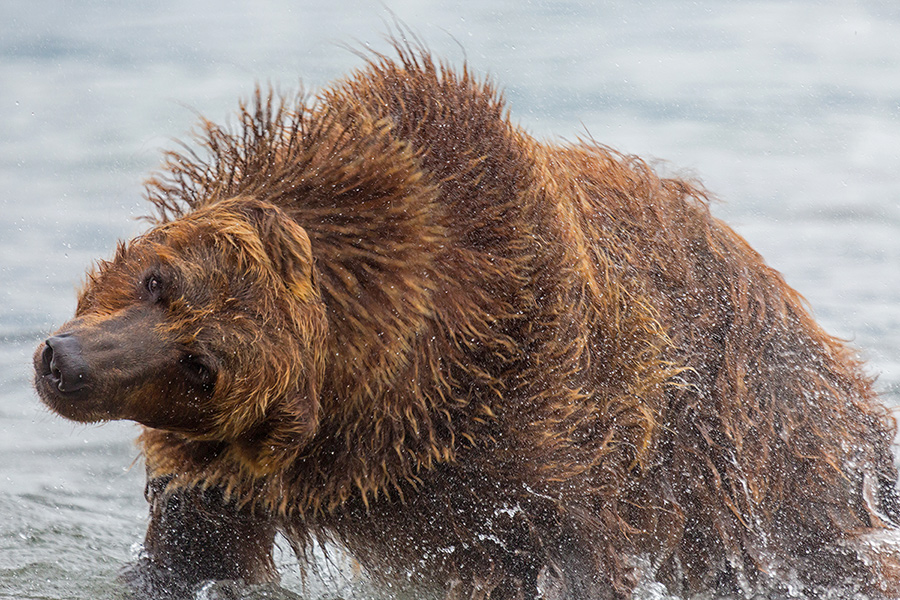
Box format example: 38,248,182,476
34,197,327,467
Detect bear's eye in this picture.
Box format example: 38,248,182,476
143,273,163,302
179,354,216,392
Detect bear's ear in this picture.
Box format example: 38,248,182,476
232,198,318,303
258,208,318,303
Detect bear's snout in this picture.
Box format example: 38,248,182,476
41,334,89,393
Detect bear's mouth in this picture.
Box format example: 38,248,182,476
33,338,95,421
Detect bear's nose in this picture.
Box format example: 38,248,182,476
43,334,89,393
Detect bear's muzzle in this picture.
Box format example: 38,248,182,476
39,333,89,394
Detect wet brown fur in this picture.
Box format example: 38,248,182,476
38,45,900,598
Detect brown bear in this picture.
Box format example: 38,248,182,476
33,45,900,599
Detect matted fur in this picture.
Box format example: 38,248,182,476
38,44,900,599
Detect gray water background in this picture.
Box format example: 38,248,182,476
1,1,899,598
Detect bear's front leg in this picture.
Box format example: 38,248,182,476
122,477,279,598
